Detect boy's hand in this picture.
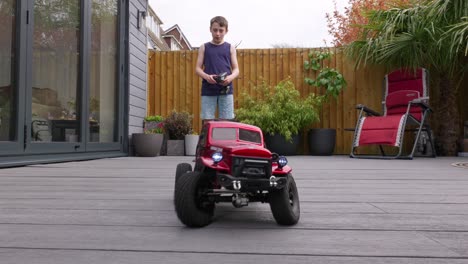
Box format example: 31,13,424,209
206,74,217,84
221,75,234,86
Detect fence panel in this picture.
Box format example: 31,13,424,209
147,48,467,154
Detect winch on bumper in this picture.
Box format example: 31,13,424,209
217,173,288,191
214,173,288,208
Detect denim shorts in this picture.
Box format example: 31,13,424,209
201,94,234,120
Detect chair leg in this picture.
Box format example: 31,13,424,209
378,145,385,156
409,116,429,159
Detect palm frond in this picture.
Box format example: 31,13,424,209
427,0,468,22
344,1,466,76
445,17,468,55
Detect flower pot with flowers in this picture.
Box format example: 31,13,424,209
164,110,192,156
132,115,164,157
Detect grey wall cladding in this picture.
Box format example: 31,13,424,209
128,0,148,136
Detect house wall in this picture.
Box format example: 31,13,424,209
128,0,148,136
165,28,190,50
164,38,171,49
166,28,181,42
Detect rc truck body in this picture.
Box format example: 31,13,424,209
174,120,300,227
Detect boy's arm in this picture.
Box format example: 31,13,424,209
195,44,216,84
223,45,239,86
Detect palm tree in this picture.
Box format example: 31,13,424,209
346,0,468,155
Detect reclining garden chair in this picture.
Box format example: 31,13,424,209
350,68,436,159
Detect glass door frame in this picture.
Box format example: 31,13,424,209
24,0,85,154
23,0,125,154
85,0,125,152
0,0,27,156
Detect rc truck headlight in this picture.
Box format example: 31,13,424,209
212,152,223,163
278,156,288,168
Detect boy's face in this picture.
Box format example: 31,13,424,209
210,22,227,44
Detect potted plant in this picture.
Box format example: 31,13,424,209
164,110,192,156
132,115,164,157
236,78,321,155
304,49,347,155
143,115,164,131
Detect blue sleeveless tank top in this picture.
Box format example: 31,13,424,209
201,42,233,96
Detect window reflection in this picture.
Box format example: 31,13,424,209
31,0,80,142
90,0,118,142
212,128,237,140
0,1,16,141
239,129,261,143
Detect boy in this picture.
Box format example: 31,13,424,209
195,16,239,121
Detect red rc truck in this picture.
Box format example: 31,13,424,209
174,120,300,227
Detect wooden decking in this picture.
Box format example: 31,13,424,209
0,156,467,263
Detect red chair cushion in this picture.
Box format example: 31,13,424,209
387,69,425,95
387,68,423,82
357,115,406,146
386,90,423,121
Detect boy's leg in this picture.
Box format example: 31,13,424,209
201,96,217,120
218,94,234,120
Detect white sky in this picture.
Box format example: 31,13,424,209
148,0,349,49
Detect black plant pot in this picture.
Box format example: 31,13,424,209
308,128,336,155
264,134,300,156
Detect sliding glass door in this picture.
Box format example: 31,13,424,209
0,0,123,158
26,0,84,153
0,0,22,155
23,0,123,154
88,0,120,146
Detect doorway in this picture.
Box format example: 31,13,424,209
0,0,124,158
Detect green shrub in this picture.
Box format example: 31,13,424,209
236,78,321,141
144,115,164,122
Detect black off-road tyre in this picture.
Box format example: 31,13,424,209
174,171,214,227
269,175,300,225
174,163,193,204
175,163,192,184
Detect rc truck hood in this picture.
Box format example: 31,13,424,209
214,143,272,158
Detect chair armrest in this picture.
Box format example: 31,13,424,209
410,98,432,112
356,104,381,116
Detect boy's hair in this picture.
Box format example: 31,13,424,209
210,16,228,30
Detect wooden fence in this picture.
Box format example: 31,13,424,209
147,48,467,155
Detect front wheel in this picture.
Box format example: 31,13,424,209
269,175,300,225
175,163,192,184
174,171,214,227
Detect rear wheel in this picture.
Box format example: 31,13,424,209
269,175,300,225
174,171,214,227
